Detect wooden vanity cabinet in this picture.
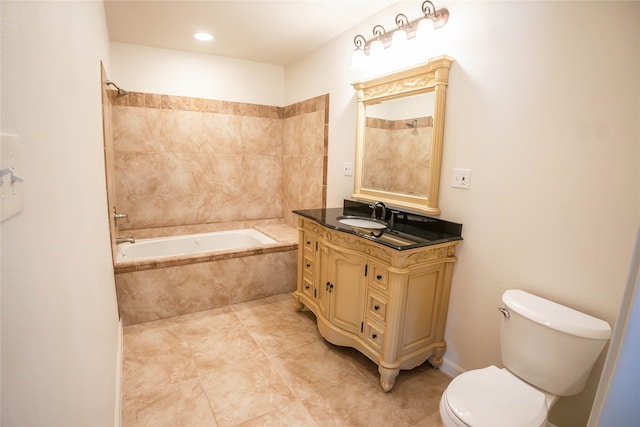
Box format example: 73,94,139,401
293,216,459,392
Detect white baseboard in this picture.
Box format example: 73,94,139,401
114,318,123,427
439,357,465,379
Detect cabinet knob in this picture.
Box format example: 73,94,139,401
376,274,382,280
306,263,311,268
305,285,310,289
372,333,377,339
374,305,380,311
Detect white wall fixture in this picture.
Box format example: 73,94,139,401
1,133,25,221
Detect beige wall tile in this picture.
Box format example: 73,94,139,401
112,106,163,152
242,116,283,155
202,113,243,154
110,92,327,234
157,109,203,153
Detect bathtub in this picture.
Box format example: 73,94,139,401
116,228,277,263
114,226,298,325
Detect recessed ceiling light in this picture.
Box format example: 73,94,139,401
194,32,213,42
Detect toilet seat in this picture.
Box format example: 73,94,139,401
444,365,548,427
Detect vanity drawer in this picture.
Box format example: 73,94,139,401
367,291,387,323
302,275,314,298
303,233,316,253
365,321,385,352
303,254,314,275
369,264,389,291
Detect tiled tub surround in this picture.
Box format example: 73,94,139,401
110,91,328,236
363,116,433,197
115,224,298,326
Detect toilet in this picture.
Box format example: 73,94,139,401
439,289,611,427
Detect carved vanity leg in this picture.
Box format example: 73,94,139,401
428,346,446,368
378,366,400,392
292,294,304,311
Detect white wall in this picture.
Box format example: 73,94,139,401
285,1,640,426
109,42,285,106
1,1,121,426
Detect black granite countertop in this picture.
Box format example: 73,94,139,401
293,200,463,251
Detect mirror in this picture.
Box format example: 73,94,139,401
351,56,454,216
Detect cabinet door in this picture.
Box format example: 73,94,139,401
329,249,367,336
400,264,445,355
316,242,332,317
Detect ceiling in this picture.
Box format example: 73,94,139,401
103,0,399,65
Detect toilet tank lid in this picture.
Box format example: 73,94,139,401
502,290,611,339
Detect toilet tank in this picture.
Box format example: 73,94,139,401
500,290,611,396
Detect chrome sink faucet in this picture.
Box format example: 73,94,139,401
370,201,386,221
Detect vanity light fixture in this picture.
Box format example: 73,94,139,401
353,1,448,56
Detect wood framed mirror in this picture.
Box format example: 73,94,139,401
351,56,454,216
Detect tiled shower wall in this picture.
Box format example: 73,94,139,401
363,116,432,197
108,92,327,238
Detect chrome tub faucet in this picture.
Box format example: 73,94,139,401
113,206,128,223
116,236,135,244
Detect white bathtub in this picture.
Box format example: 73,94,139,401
116,228,277,263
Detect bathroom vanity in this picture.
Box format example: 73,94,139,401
292,200,462,391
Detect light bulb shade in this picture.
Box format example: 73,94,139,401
369,40,384,58
369,40,385,57
391,29,408,48
416,18,435,41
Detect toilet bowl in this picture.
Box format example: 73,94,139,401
439,290,611,427
439,365,555,427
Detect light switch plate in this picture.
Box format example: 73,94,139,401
343,162,353,176
451,168,471,189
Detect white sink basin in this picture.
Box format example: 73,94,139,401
337,216,387,230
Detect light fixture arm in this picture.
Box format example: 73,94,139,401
353,0,449,55
372,24,386,39
395,13,409,28
422,0,436,16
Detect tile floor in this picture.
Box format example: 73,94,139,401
122,293,450,427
